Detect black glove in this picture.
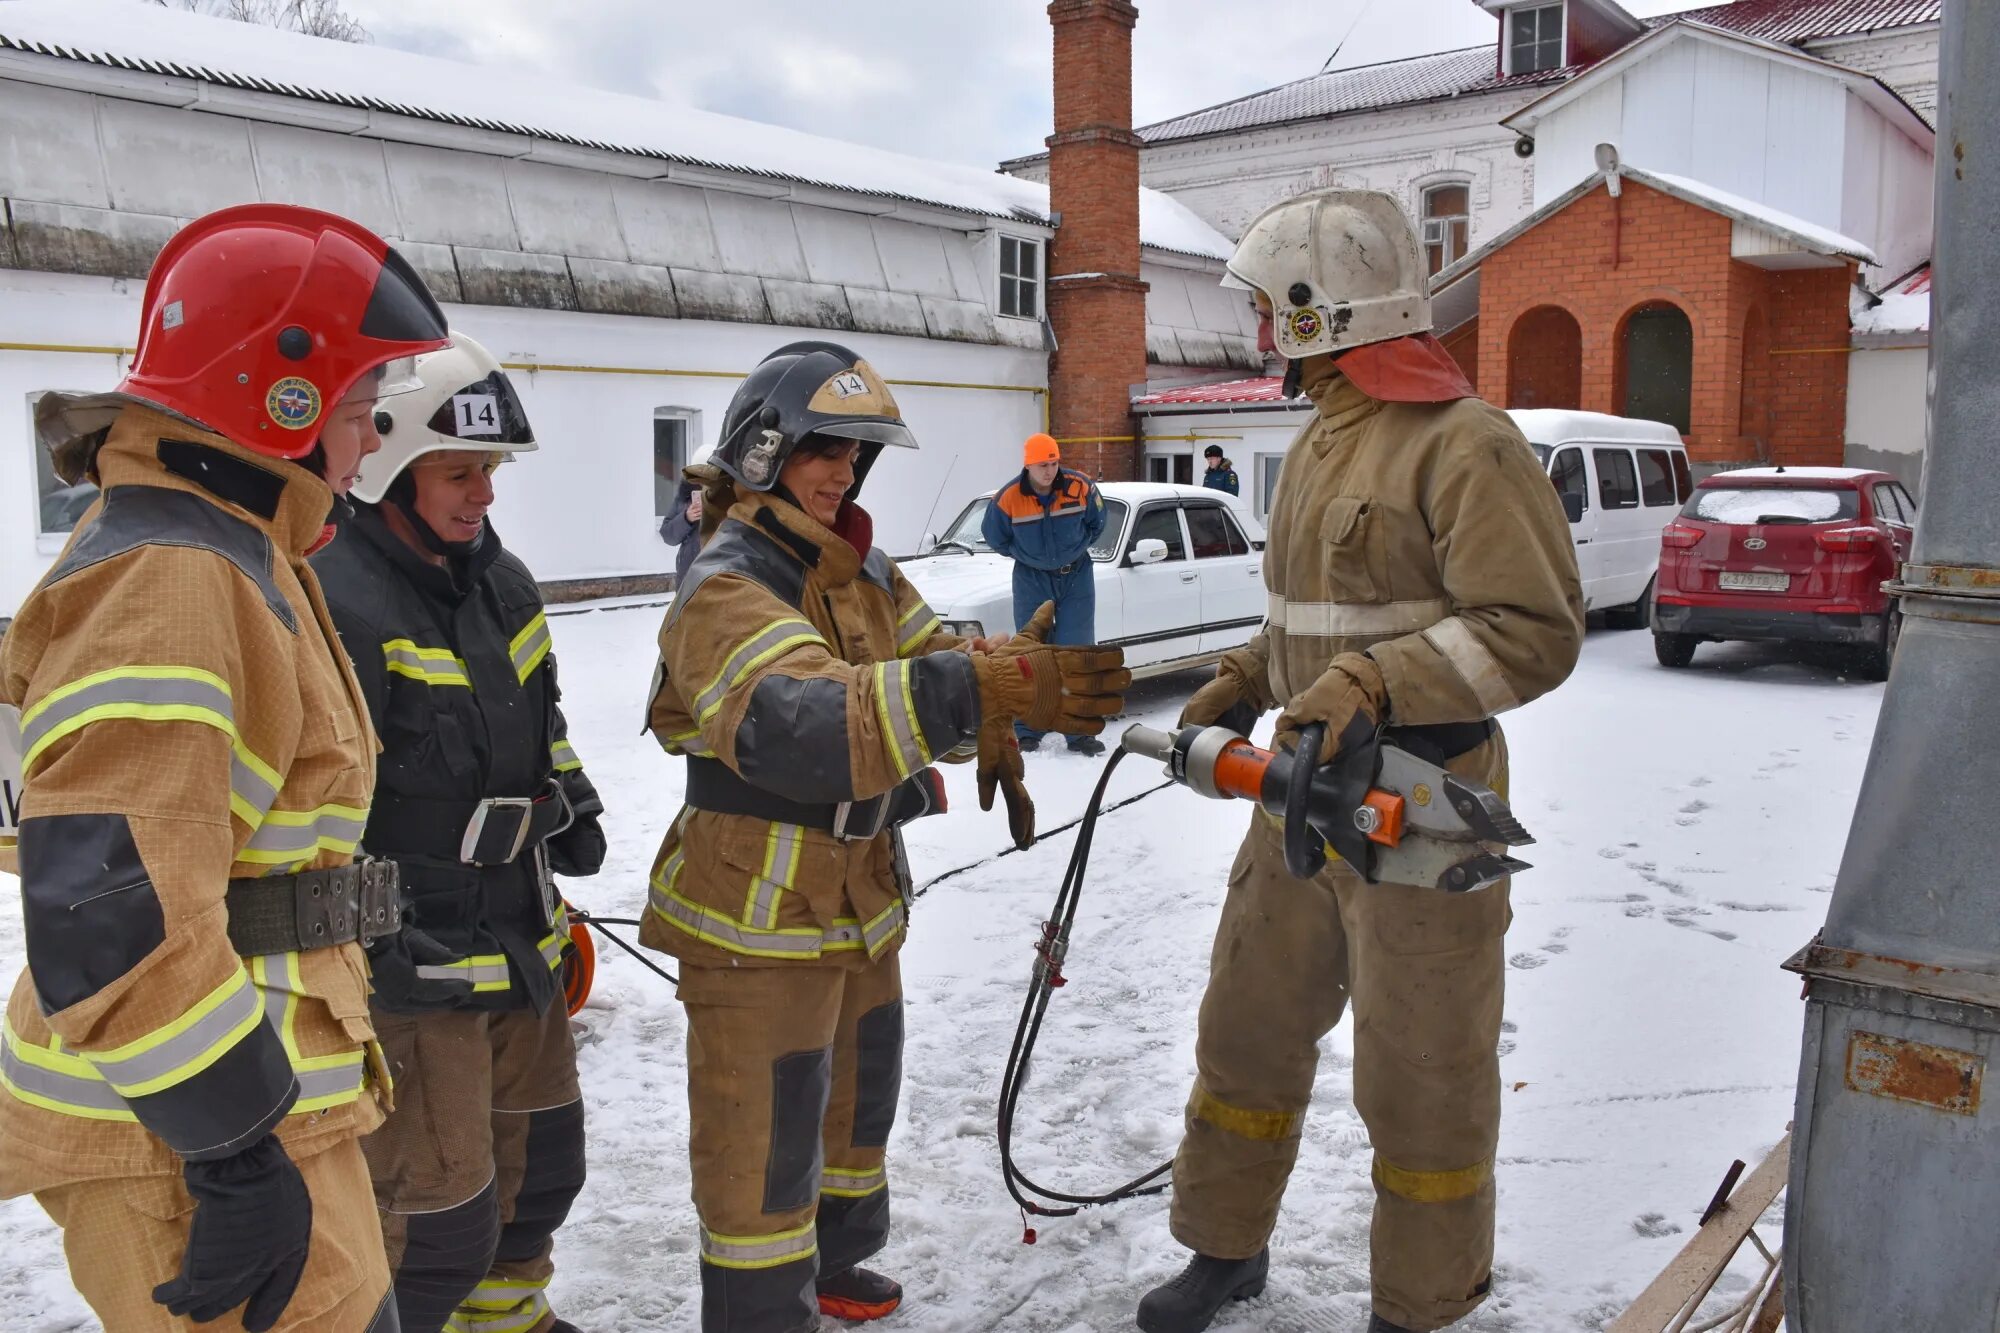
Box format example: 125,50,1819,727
547,814,606,878
153,1134,312,1331
366,922,476,1011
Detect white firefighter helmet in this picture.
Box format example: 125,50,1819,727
1222,187,1432,360
351,332,536,504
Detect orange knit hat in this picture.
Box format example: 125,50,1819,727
1023,432,1061,466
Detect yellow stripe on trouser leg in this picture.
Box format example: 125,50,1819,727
1188,1080,1303,1142
1372,1154,1493,1205
820,1165,887,1199
701,1219,820,1271
452,1275,552,1333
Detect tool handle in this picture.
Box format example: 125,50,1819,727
1283,723,1330,879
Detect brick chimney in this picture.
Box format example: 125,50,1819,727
1045,0,1148,481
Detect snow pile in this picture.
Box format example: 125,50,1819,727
0,0,1235,261
1636,169,1877,264
1852,285,1930,336
0,615,1882,1331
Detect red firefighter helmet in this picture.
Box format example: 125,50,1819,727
120,203,451,459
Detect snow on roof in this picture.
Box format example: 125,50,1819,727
1852,265,1930,335
1707,466,1884,482
1131,377,1301,409
1507,408,1686,447
0,0,1234,261
1641,170,1876,262
1664,0,1940,45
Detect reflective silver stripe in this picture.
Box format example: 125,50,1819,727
1422,617,1521,715
550,738,582,773
747,824,803,930
510,613,552,684
297,1061,364,1104
821,1165,887,1197
873,661,930,780
897,600,941,656
1267,593,1451,638
243,807,369,860
382,641,470,686
85,969,263,1096
416,959,512,989
693,619,823,725
20,670,233,756
650,853,870,959
662,728,717,758
0,1036,131,1115
701,1221,819,1269
862,901,905,954
230,753,280,823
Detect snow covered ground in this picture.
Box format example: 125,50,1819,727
1,612,1885,1332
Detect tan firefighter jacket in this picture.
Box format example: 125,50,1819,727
640,488,981,968
1227,362,1583,793
0,406,386,1195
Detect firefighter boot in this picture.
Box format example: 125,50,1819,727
1135,1249,1269,1332
817,1267,903,1321
1367,1317,1417,1333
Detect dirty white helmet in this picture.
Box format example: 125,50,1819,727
351,332,537,504
1222,187,1431,359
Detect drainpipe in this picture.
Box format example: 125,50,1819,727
1782,3,2000,1327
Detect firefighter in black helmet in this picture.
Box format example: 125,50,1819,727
639,341,1130,1332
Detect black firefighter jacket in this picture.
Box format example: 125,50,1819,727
314,506,605,1015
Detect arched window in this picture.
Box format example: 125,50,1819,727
1620,302,1693,435
1506,306,1582,410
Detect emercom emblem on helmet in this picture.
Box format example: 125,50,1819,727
266,377,322,430
740,429,784,486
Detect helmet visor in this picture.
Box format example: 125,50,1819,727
815,417,918,451
423,370,537,447
339,355,426,406
360,245,451,344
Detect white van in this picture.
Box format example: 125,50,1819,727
1508,410,1692,628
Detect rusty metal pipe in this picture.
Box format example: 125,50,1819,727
1784,3,2000,1326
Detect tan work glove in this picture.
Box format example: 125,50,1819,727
976,720,1035,850
970,602,1130,737
1274,652,1388,761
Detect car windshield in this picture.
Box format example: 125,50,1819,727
1687,487,1860,525
931,496,1129,561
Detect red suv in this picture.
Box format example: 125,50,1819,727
1651,467,1915,679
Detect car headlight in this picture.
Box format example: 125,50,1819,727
942,619,985,638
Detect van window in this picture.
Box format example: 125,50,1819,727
1637,449,1676,507
1550,448,1587,511
1671,452,1693,503
1595,448,1639,511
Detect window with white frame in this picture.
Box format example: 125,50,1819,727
1508,3,1565,75
999,236,1041,319
1257,454,1283,518
653,408,701,519
1422,183,1471,276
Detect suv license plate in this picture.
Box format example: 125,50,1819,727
1720,571,1790,592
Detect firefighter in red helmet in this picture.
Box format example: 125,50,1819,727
0,203,449,1331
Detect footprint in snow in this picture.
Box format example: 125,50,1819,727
1633,1212,1684,1239
1624,902,1656,918
1597,846,1628,860
1688,775,1713,788
1718,900,1800,913
1508,952,1550,970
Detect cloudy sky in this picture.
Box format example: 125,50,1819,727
337,0,1722,170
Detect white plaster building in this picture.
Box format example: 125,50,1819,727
0,0,1258,615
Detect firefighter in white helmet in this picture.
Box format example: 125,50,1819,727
311,333,604,1333
1136,189,1583,1333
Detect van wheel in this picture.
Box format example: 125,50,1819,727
1605,577,1655,631
1858,605,1902,682
1654,631,1698,668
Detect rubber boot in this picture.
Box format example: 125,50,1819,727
1135,1249,1269,1333
1367,1316,1417,1333
817,1267,902,1321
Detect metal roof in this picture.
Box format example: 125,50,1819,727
1132,378,1301,410
1665,0,1940,45
1102,0,1940,151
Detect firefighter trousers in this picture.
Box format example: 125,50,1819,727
1169,812,1510,1332
678,954,904,1333
363,1003,586,1333
35,1136,397,1331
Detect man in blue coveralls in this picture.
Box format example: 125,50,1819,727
982,431,1109,754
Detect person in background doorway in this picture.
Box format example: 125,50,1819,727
980,432,1110,755
662,479,705,588
1201,444,1240,496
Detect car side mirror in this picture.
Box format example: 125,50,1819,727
917,532,938,555
1130,538,1169,566
1561,491,1585,525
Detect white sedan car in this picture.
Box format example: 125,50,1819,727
902,482,1267,679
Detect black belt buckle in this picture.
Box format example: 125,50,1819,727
830,794,891,842
292,866,356,950
357,860,402,947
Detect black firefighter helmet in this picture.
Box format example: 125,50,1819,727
712,341,917,499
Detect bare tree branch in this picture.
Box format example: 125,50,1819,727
146,0,369,43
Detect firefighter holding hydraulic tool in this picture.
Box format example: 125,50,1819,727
1136,188,1584,1333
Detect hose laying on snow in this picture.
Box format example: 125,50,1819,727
996,749,1177,1219
566,911,679,987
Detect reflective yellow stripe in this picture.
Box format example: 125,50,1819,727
510,613,552,684
21,666,234,772
661,727,717,758
84,967,264,1097
743,823,804,930
550,738,582,773
255,953,366,1112
415,954,512,993
239,801,369,865
693,618,825,725
872,660,930,781
821,1165,887,1198
897,599,941,656
383,639,472,687
537,902,571,972
649,851,905,960
1189,1081,1302,1142
1372,1154,1493,1204
701,1219,819,1271
454,1274,551,1332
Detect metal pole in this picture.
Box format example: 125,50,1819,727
1784,2,2000,1326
